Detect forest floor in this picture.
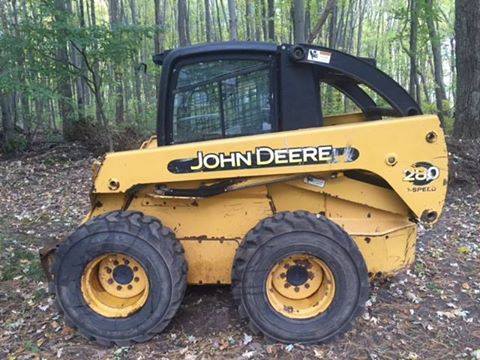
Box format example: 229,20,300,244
0,142,479,360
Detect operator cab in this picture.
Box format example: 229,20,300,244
153,42,421,146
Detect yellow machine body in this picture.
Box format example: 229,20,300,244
86,113,448,284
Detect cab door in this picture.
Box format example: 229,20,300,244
163,54,278,145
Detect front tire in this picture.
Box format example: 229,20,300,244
232,211,369,344
52,211,187,346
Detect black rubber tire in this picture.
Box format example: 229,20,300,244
232,211,369,344
52,211,187,347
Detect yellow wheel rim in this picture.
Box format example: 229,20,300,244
266,254,335,319
81,253,149,318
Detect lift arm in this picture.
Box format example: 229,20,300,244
288,44,422,118
92,115,447,223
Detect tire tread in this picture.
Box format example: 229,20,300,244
52,211,187,347
231,211,369,344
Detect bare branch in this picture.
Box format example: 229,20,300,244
307,0,337,44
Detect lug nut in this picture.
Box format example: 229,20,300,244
113,260,119,266
133,266,138,272
134,277,140,282
127,285,133,290
294,287,300,292
280,273,286,279
117,285,122,291
284,283,291,288
124,259,130,265
107,278,114,284
305,283,310,289
106,267,112,274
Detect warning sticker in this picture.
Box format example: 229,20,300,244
307,49,332,64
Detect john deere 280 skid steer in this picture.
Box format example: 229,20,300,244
41,42,448,345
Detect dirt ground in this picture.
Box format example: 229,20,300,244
0,143,479,360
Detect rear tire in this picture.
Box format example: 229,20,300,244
232,211,369,344
52,211,187,346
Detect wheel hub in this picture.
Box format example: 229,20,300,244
113,265,134,285
81,253,149,317
286,265,309,286
266,254,335,319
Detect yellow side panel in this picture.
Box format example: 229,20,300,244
268,182,412,235
83,194,126,222
128,186,272,239
353,226,417,276
289,174,409,216
88,181,416,284
176,226,417,284
181,240,239,284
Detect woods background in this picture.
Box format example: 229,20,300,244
0,0,479,154
1,1,480,358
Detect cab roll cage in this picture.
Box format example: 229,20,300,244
289,44,422,119
153,42,421,146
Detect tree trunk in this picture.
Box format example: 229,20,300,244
34,93,45,135
49,98,58,132
453,0,480,139
177,0,189,46
267,0,275,41
214,0,223,41
336,1,346,48
227,0,237,40
195,0,200,43
261,0,268,40
356,0,365,56
185,0,191,44
90,0,103,124
76,0,87,122
54,0,76,141
408,0,420,104
293,0,305,43
450,36,456,101
373,0,383,58
245,1,253,40
108,0,125,124
0,92,16,153
418,68,432,104
425,0,447,124
254,1,262,41
305,0,311,39
94,83,114,151
129,0,143,121
328,3,338,48
307,0,336,44
11,0,31,144
204,0,212,42
154,0,166,53
345,0,355,52
108,0,120,30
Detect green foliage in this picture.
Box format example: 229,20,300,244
23,340,40,353
0,0,457,152
2,133,28,154
0,0,156,151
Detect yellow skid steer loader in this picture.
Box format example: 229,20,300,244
41,42,448,346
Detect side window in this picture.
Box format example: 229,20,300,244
172,59,273,144
320,83,360,117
